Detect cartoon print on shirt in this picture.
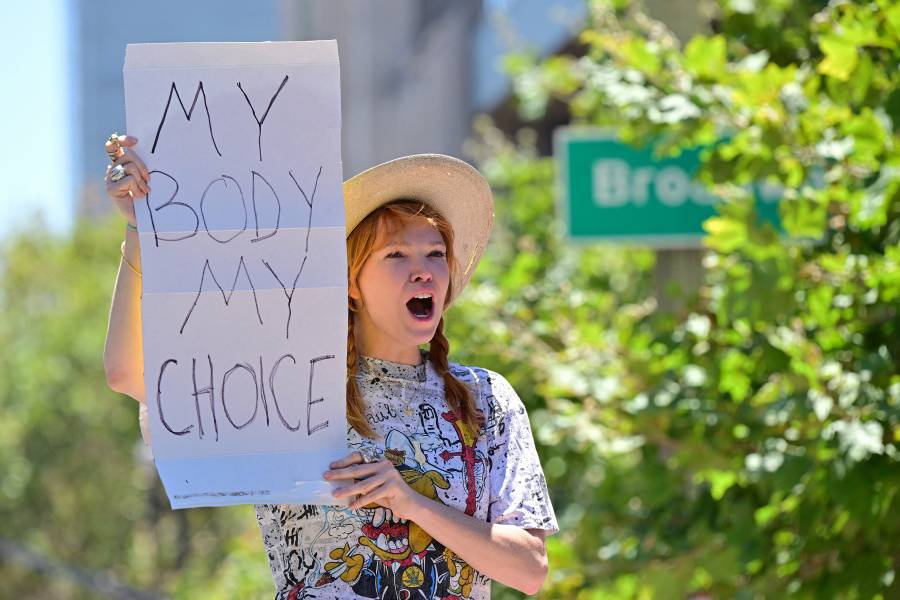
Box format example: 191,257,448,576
282,549,316,595
266,506,363,599
316,430,464,599
418,403,455,451
438,411,486,515
254,360,559,600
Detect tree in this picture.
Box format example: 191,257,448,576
0,217,271,598
448,0,899,597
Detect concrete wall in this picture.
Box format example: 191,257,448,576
290,1,480,178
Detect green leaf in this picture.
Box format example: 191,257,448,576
885,1,900,40
719,350,753,401
703,216,748,253
806,286,835,325
618,36,662,75
684,35,727,80
818,35,859,81
754,504,779,526
779,195,827,239
696,468,739,500
849,168,898,228
847,51,874,105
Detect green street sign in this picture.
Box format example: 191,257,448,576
555,128,781,247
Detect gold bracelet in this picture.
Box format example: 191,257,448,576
120,241,142,277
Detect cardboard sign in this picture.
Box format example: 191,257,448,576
124,41,347,509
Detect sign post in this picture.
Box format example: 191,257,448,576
555,128,781,247
124,41,348,509
555,128,781,311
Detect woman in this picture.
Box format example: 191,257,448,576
103,134,558,599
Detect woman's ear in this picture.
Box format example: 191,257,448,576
348,279,361,302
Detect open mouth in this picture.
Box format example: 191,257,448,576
406,293,434,320
358,506,411,556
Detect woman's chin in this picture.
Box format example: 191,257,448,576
403,316,440,346
408,329,438,348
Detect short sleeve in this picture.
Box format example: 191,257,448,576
477,370,559,534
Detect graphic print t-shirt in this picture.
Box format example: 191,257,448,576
254,354,559,600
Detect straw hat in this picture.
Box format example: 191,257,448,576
343,154,494,302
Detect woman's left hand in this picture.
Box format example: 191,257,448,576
324,452,423,519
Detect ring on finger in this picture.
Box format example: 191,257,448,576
359,448,379,464
109,164,127,182
106,132,121,161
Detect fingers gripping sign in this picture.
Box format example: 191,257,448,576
105,132,124,162
324,451,424,518
104,133,152,226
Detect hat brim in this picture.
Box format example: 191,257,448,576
343,154,494,303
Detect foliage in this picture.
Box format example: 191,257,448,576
450,0,900,598
2,1,898,598
0,217,271,599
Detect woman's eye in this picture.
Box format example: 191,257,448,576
429,250,447,258
386,251,404,258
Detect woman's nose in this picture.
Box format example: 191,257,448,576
410,266,432,282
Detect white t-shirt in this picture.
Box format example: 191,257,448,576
254,353,559,599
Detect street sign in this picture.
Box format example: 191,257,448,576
555,128,781,247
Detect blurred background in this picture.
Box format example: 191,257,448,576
1,0,897,598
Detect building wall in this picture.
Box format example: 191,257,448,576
290,1,480,178
72,0,581,216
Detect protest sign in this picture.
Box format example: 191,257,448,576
124,41,347,509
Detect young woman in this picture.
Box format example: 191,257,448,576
103,134,558,599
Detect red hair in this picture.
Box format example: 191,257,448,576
346,200,480,438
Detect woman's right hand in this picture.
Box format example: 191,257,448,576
104,133,151,227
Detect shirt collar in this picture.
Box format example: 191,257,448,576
358,350,429,383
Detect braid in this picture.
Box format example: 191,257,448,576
429,318,482,432
346,309,375,438
345,199,477,439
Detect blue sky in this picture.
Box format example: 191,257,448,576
0,0,73,238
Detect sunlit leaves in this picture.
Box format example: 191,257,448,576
0,219,271,598
684,36,727,80
817,35,858,81
778,191,827,238
485,0,899,598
